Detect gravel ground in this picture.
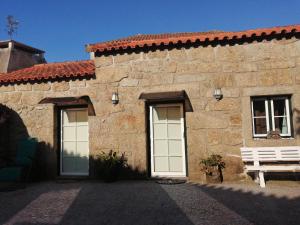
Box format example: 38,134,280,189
0,180,299,225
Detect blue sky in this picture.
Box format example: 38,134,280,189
1,0,299,62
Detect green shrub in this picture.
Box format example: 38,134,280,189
200,154,225,174
95,150,127,182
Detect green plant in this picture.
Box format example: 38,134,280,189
200,154,225,182
95,150,127,182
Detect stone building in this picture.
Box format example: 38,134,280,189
0,24,300,181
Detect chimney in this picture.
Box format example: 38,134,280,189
0,40,46,73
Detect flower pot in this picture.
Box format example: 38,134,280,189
205,166,223,183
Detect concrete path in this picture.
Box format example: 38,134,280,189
0,181,299,225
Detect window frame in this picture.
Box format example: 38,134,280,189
270,97,291,137
251,96,292,138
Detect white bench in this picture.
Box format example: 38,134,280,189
240,146,300,187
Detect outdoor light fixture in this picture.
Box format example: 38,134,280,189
213,88,223,101
112,92,119,104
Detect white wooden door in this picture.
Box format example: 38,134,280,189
61,109,89,175
150,104,186,177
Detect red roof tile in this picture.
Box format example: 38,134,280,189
86,24,300,53
0,60,94,84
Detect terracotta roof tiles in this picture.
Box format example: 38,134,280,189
0,60,94,84
86,24,300,53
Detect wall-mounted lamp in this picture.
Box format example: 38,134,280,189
213,88,223,101
112,92,119,105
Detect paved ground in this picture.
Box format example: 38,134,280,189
0,180,299,225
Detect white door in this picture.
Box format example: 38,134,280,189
61,109,89,175
150,104,186,177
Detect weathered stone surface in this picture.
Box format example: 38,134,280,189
145,49,168,59
15,84,32,91
222,129,243,146
8,92,22,103
177,62,221,73
163,61,177,73
89,134,119,149
296,57,300,66
113,52,142,64
69,80,86,88
96,65,131,83
139,74,174,86
215,45,246,62
221,87,240,98
94,55,113,67
189,99,208,111
148,82,200,99
187,130,206,149
187,129,207,176
113,113,145,134
222,155,245,181
132,60,163,73
51,81,70,92
186,46,215,62
187,112,228,129
207,98,240,111
229,114,242,126
168,48,187,61
257,60,296,70
21,92,44,105
257,69,293,86
211,73,234,87
276,70,293,85
207,130,222,145
242,86,293,97
235,72,257,87
174,74,206,83
0,85,15,92
0,92,8,103
120,78,139,87
257,70,277,86
33,83,51,91
296,73,300,84
222,62,257,73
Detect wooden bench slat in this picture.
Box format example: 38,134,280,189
240,146,300,187
245,165,300,172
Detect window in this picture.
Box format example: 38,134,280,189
251,96,292,137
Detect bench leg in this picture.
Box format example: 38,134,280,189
254,171,260,183
259,171,266,188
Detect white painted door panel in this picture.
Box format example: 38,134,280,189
150,104,186,177
61,109,89,175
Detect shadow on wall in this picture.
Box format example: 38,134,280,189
0,104,57,180
0,104,147,180
0,104,29,159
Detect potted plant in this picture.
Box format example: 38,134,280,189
95,150,127,182
200,154,225,183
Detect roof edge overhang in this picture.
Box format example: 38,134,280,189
39,95,96,116
0,40,45,54
86,24,300,54
139,90,193,112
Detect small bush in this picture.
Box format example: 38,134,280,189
200,154,225,183
95,150,127,182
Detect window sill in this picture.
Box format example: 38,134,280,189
253,137,294,141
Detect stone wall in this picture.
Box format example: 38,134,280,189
1,36,300,181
